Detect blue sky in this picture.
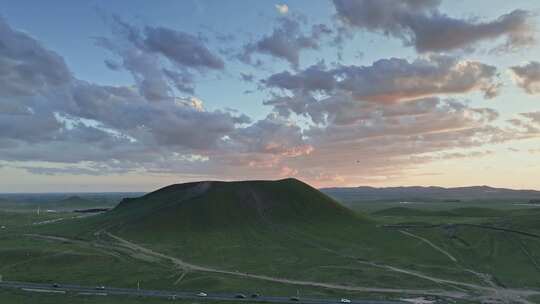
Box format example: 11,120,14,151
1,0,540,192
0,0,418,116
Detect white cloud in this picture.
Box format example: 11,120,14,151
510,61,540,94
0,10,539,188
275,4,289,15
239,17,332,68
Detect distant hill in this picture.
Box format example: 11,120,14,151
372,206,508,217
106,178,356,236
48,195,104,210
0,197,19,209
0,193,139,211
321,185,540,203
0,195,108,211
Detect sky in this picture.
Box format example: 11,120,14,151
1,0,540,192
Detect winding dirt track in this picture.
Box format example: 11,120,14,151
25,232,540,304
106,233,540,303
104,233,467,299
398,230,457,263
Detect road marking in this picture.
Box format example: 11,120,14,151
78,292,108,296
21,288,66,294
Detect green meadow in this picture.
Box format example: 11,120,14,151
1,179,539,303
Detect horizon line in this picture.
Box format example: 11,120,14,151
1,183,540,194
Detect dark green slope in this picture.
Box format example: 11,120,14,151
80,178,373,273
106,178,358,234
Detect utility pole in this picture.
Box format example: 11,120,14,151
137,280,140,290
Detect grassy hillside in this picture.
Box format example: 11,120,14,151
108,178,356,234
3,180,540,303
27,179,455,292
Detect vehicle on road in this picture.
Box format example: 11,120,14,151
340,298,351,303
290,296,300,301
251,293,261,298
197,292,208,297
95,285,105,290
52,283,60,288
235,293,247,299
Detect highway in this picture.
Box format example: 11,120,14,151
0,280,406,304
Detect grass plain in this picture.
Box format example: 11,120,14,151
1,180,539,303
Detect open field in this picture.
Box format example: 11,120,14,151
343,200,540,213
1,181,539,303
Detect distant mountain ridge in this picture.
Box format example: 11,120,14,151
0,193,126,211
321,185,540,203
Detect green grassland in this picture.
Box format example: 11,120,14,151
345,200,540,213
0,192,135,213
1,179,539,303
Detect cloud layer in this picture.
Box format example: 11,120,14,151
0,16,307,180
0,1,539,188
264,55,501,124
510,61,540,94
333,0,535,52
240,17,332,68
95,16,225,99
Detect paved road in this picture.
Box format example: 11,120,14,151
0,281,405,304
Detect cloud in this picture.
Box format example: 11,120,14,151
510,61,540,94
275,4,289,15
302,97,500,140
507,111,540,136
240,17,332,68
521,111,540,123
0,111,63,144
0,16,71,98
65,82,252,150
437,150,494,160
257,52,539,185
95,16,225,99
104,59,121,71
264,61,337,93
0,13,538,187
261,52,512,177
95,36,189,100
263,55,501,119
0,16,313,180
108,16,224,70
227,113,312,156
240,72,255,82
17,165,113,176
142,26,225,70
276,96,516,186
332,0,535,53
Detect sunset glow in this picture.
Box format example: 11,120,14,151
1,0,539,192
